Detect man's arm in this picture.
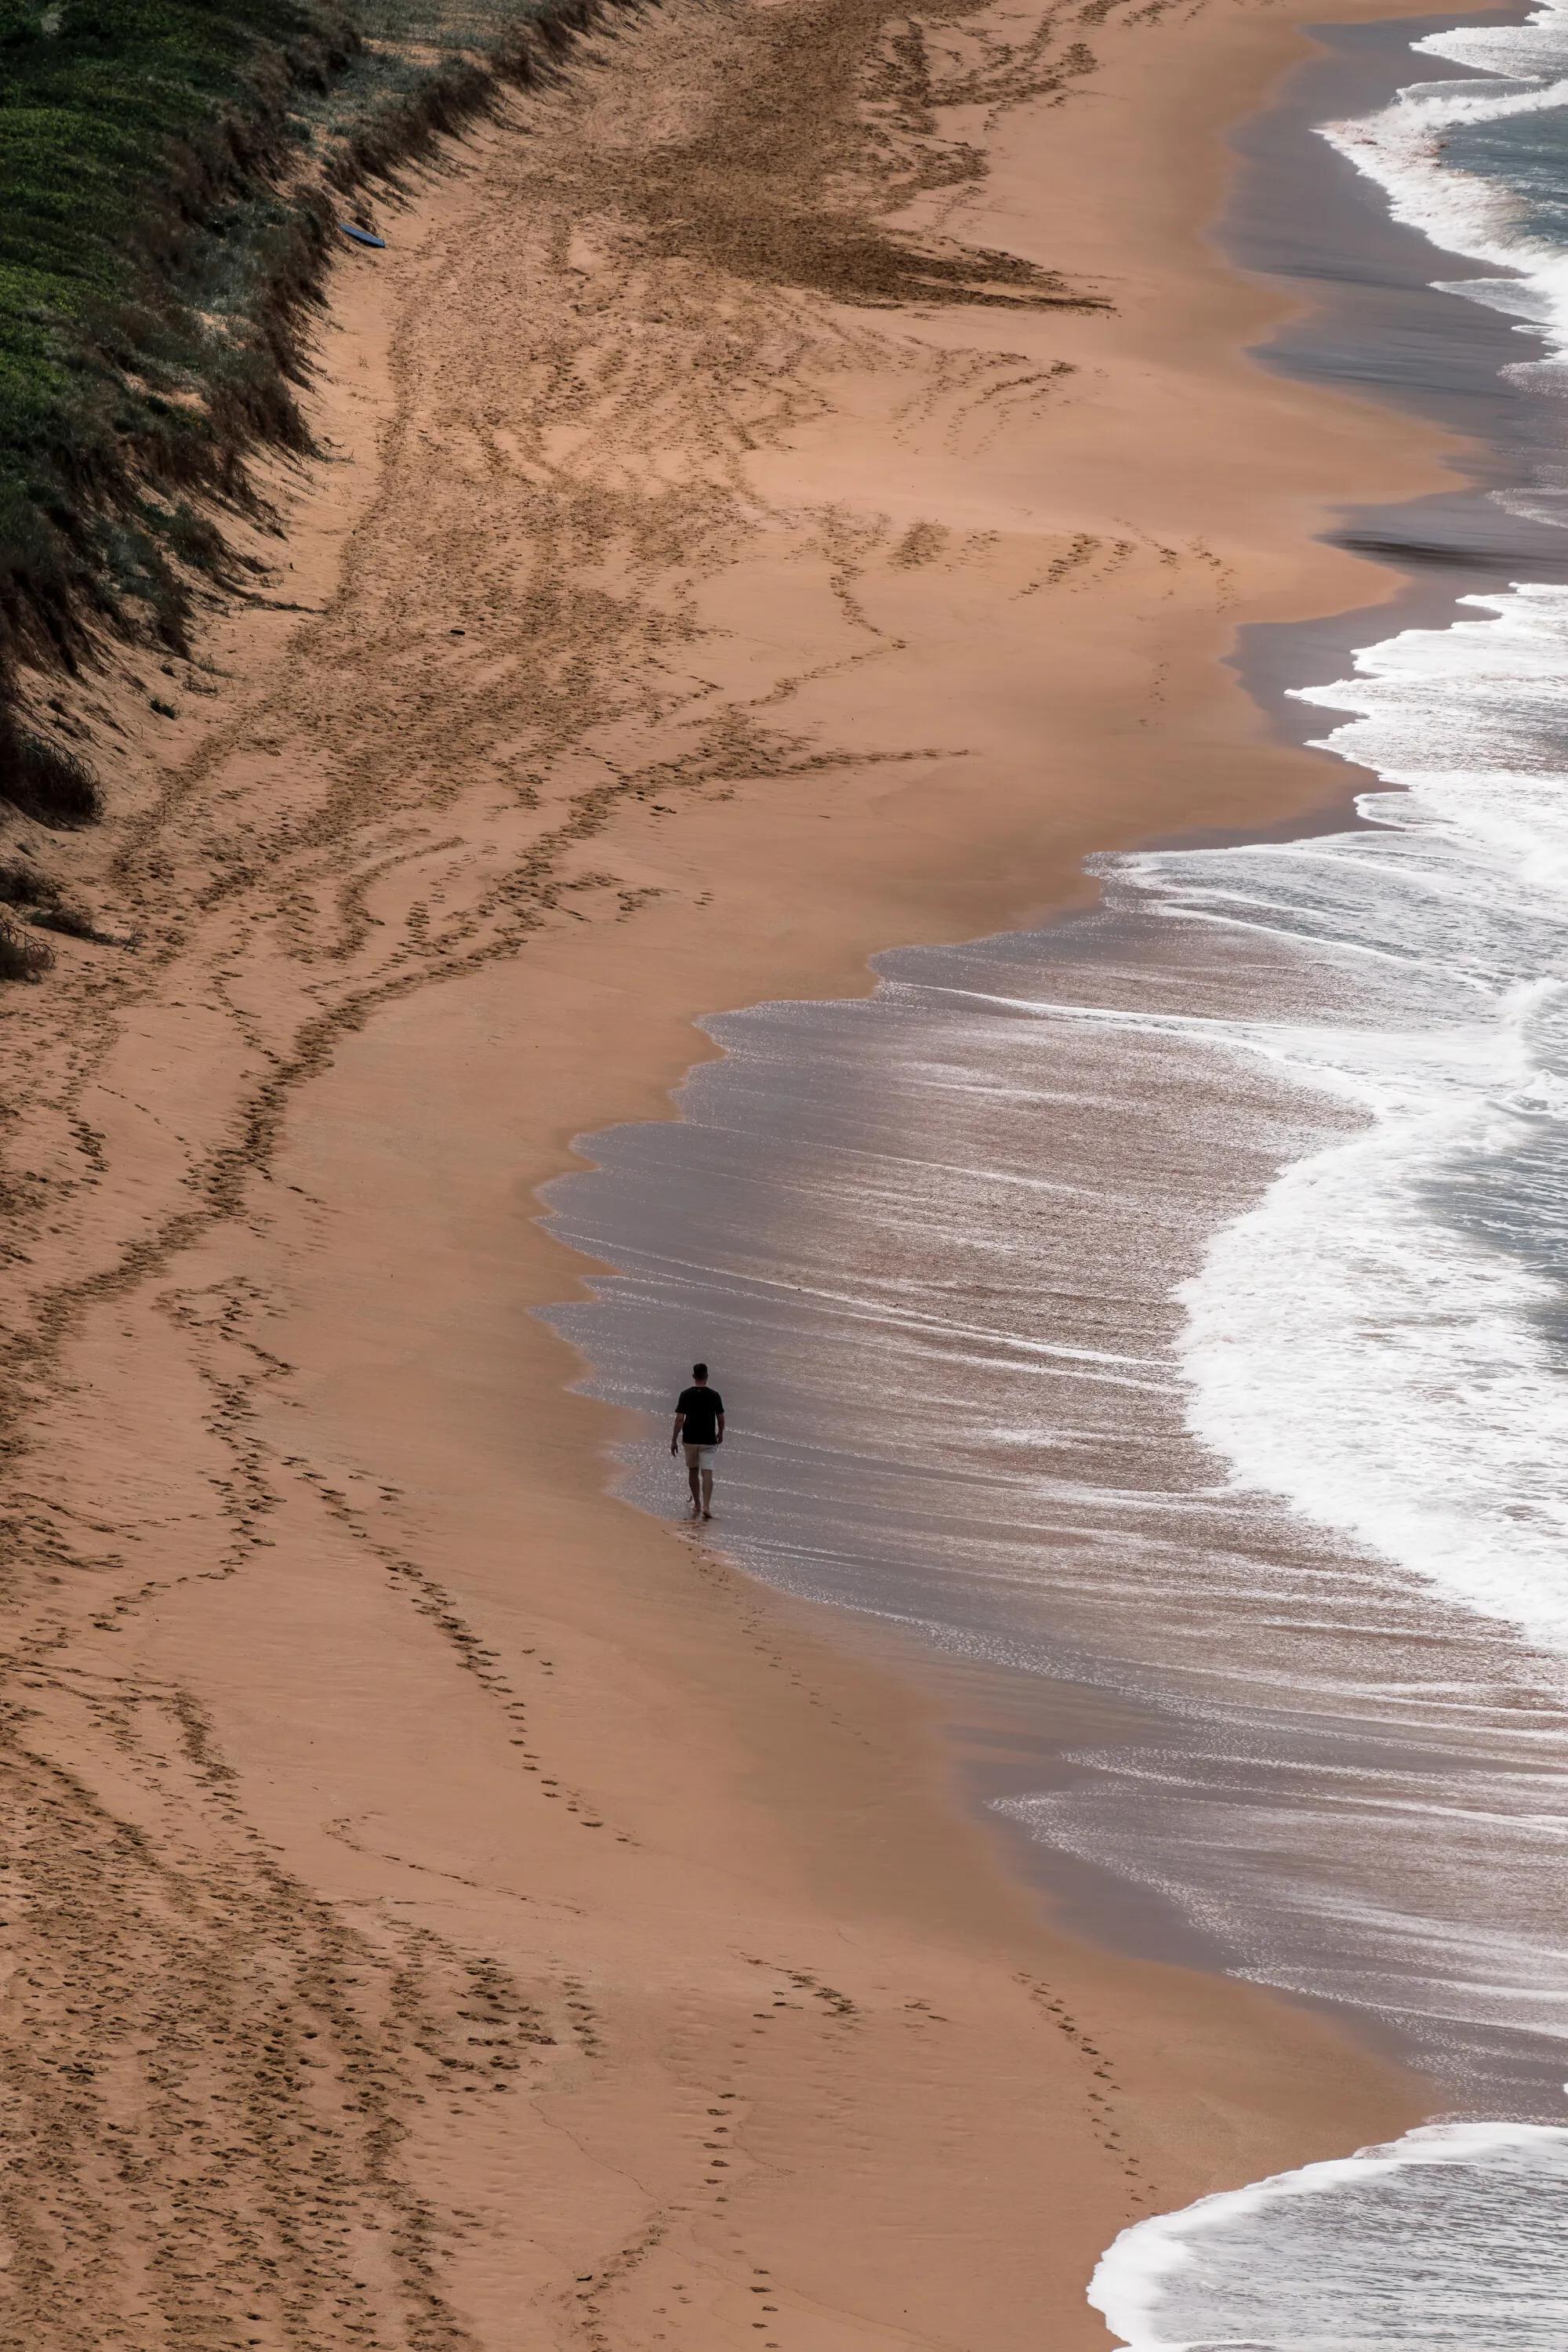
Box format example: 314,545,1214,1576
716,1411,725,1446
670,1410,685,1457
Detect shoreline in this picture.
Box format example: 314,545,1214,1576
0,0,1512,2336
532,0,1523,2053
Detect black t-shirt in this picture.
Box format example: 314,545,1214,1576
677,1386,724,1446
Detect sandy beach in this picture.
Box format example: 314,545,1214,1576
0,0,1492,2339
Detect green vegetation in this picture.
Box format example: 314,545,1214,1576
0,0,604,814
0,0,356,673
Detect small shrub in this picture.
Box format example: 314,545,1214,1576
0,722,103,828
31,900,105,942
0,857,111,942
0,914,53,983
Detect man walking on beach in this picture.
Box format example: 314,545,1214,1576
670,1363,724,1521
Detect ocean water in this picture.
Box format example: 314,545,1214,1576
1080,5,1568,2336
543,2,1568,2339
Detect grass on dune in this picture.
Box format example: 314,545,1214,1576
0,0,359,677
0,0,606,822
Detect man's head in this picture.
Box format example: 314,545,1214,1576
692,1362,708,1384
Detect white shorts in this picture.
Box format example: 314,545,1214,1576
683,1443,717,1469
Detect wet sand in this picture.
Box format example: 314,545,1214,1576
0,0,1498,2338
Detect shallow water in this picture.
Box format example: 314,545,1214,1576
543,1,1568,2336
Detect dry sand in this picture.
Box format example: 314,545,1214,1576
0,0,1484,2339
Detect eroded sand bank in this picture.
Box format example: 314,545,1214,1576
0,0,1478,2339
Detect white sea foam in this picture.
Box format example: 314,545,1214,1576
1134,583,1568,1659
1322,0,1568,362
1130,0,1568,1691
1089,2123,1568,2350
1080,22,1568,2347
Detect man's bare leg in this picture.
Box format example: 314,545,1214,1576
700,1468,714,1520
688,1462,702,1518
